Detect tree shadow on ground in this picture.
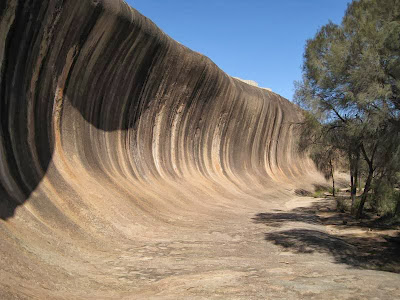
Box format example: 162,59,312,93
256,198,395,229
253,198,400,274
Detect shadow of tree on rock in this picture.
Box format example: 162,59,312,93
253,198,400,274
266,229,400,273
255,198,395,229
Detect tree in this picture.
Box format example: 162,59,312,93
295,0,400,218
295,111,342,197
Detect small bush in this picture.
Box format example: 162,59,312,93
369,182,400,216
312,191,324,198
312,184,331,198
336,197,348,212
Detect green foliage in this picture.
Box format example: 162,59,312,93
371,177,400,216
295,0,400,217
312,190,326,198
336,197,348,213
311,185,338,198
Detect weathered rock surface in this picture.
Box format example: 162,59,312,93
0,0,307,221
233,77,272,91
1,1,399,299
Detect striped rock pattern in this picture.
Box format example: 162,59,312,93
0,0,318,298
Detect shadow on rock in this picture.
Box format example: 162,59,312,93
265,229,400,273
254,198,395,230
253,198,400,274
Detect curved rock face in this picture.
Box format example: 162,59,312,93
0,0,316,298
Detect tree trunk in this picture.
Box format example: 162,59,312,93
352,172,358,214
372,175,383,212
395,194,400,217
357,143,378,219
356,167,373,219
349,152,356,213
351,151,360,215
354,153,359,193
330,159,335,197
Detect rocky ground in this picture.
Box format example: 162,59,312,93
1,193,399,299
122,196,400,299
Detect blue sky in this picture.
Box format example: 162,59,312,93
126,0,351,100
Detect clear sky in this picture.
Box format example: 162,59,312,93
126,0,352,101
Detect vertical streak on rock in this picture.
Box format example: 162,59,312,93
0,2,318,296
